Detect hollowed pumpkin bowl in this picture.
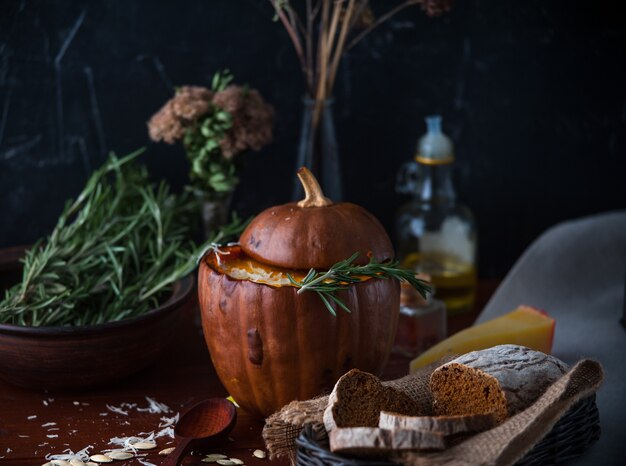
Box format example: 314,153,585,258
0,245,195,390
198,245,401,419
198,168,403,418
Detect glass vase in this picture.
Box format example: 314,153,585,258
293,97,343,201
200,194,231,240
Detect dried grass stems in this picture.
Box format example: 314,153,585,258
269,0,452,128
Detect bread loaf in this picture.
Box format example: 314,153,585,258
329,427,446,454
378,411,497,435
430,344,569,422
323,369,421,433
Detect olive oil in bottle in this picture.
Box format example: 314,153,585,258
396,116,477,315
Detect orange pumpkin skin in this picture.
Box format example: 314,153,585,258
239,202,394,269
198,252,400,418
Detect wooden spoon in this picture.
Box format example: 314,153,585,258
162,398,237,466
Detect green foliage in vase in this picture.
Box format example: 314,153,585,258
0,149,246,327
183,72,238,198
148,70,274,202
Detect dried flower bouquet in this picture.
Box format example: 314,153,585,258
148,71,274,202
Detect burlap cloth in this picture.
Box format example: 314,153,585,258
262,358,603,466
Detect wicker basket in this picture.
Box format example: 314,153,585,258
296,395,600,466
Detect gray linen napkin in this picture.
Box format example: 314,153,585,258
478,210,626,465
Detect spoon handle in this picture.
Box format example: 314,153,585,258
161,437,194,466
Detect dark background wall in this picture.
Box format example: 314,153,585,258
1,0,625,278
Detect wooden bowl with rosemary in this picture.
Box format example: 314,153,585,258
0,151,245,390
0,245,195,389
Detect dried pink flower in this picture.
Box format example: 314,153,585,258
148,102,184,144
172,86,213,120
147,85,213,144
212,86,275,159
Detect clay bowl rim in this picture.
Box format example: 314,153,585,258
0,273,194,338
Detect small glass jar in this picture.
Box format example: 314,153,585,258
393,281,447,358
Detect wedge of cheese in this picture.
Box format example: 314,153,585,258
409,306,555,372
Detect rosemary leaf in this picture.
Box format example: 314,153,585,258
290,252,431,315
318,292,336,316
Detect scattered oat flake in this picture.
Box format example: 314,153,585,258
159,447,175,455
158,413,179,428
105,404,129,416
46,445,93,462
108,434,156,453
99,413,108,416
47,434,59,438
229,458,244,464
73,401,80,405
137,396,171,414
154,426,174,439
253,449,266,459
28,415,38,420
216,460,236,466
18,434,29,438
136,459,156,466
42,422,57,427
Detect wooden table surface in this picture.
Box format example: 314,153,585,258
0,281,499,466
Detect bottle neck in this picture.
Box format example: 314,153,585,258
415,162,456,205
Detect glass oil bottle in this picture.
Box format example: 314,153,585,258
395,116,477,315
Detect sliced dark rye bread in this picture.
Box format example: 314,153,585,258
323,369,421,433
430,344,569,423
378,410,497,435
329,427,446,455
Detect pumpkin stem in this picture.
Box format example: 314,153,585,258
297,167,333,208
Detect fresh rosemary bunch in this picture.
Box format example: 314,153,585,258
288,253,431,315
0,150,246,327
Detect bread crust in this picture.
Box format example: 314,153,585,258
430,344,569,422
329,427,446,454
378,411,497,435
